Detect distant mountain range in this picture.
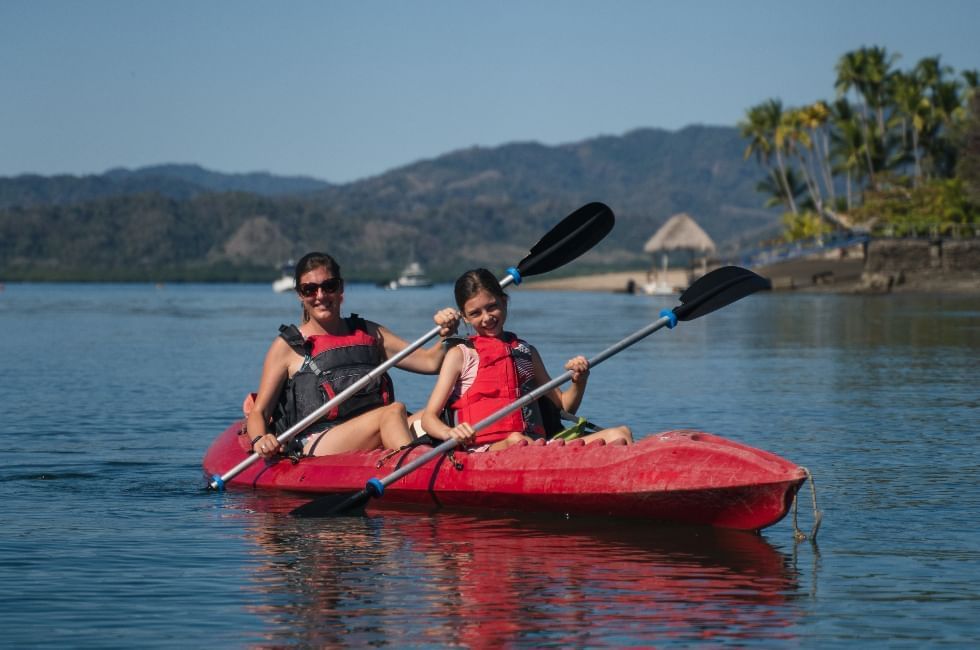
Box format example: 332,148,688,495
0,163,332,207
0,126,780,282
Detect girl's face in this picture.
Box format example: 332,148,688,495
461,289,507,337
297,266,344,322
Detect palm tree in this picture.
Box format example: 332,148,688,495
835,46,900,188
958,93,980,204
795,101,838,208
835,49,876,187
739,99,798,213
892,71,929,185
829,99,865,210
910,56,967,177
963,69,979,101
914,56,952,93
756,167,808,211
783,108,825,213
862,46,900,145
930,79,967,177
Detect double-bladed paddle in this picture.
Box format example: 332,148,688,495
290,265,771,517
208,202,615,490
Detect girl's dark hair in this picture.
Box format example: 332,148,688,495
453,268,507,310
293,252,341,289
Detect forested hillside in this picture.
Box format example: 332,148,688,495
0,126,778,281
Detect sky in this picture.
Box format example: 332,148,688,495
2,0,977,184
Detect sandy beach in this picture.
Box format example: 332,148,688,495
524,264,980,294
525,270,660,293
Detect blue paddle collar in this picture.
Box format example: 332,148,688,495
366,477,385,497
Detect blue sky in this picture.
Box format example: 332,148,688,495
2,0,977,183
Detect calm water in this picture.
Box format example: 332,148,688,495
1,282,978,647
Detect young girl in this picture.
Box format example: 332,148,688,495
420,268,633,451
248,251,460,458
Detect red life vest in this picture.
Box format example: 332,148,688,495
449,333,542,444
273,315,394,434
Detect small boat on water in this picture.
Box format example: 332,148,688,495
387,261,433,289
642,281,675,296
203,421,807,531
272,261,295,293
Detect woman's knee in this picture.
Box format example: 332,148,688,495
382,401,408,418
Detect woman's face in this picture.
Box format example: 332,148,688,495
296,266,344,321
461,289,506,337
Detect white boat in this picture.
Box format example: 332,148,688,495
387,261,433,289
641,281,675,296
272,261,295,293
641,253,677,295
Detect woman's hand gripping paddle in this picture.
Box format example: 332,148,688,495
289,265,771,517
208,203,615,490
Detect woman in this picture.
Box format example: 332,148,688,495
249,252,460,458
421,268,633,451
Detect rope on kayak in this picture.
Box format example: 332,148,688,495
792,467,822,543
376,444,418,469
375,436,464,471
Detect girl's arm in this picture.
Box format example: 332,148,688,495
531,348,589,414
420,347,475,445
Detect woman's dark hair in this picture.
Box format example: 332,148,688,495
453,268,507,310
293,252,341,288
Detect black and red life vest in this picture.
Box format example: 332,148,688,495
272,315,394,434
448,333,545,443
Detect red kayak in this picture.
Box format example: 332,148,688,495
203,421,806,531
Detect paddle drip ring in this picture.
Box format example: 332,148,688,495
366,478,385,497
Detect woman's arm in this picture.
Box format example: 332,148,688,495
246,338,293,456
373,307,460,374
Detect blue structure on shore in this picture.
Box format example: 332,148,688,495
727,232,871,268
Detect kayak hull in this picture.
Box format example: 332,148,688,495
203,421,806,531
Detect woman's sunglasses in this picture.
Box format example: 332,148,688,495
298,278,343,297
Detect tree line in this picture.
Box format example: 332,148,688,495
1,127,779,282
739,46,980,240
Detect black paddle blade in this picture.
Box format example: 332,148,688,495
515,202,615,278
673,266,770,322
289,489,370,518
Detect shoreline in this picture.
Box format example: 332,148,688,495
524,266,980,295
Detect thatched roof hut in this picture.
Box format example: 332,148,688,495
643,213,716,254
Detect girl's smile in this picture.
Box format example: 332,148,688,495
462,290,506,337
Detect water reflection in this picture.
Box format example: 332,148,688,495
232,493,803,646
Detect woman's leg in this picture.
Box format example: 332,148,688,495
304,402,411,456
377,402,413,449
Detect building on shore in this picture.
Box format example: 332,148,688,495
641,213,716,295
